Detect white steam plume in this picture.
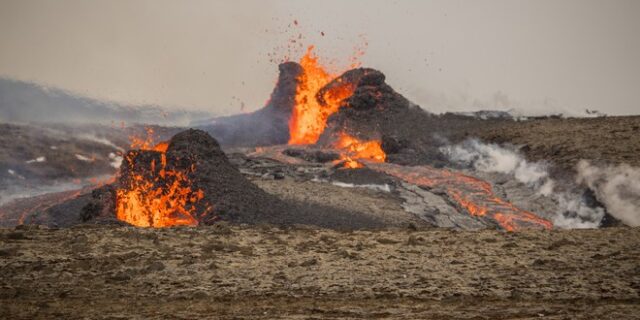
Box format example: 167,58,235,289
576,160,640,227
441,139,605,228
442,140,549,186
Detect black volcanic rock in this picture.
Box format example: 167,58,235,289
265,62,303,115
316,67,419,146
380,135,408,154
283,148,340,163
199,62,302,147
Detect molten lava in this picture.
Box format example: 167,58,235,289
367,162,553,231
115,132,209,227
333,133,386,168
288,46,356,145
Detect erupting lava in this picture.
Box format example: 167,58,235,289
286,45,384,168
129,127,168,152
288,46,356,145
333,133,386,168
116,129,209,227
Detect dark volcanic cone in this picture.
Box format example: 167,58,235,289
317,68,511,166
199,62,302,147
162,129,287,224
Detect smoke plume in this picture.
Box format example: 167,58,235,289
576,160,640,227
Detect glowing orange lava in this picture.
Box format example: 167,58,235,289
129,127,167,151
333,132,386,168
151,141,169,153
288,46,356,145
115,156,202,228
116,131,209,227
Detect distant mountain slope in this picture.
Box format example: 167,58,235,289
0,78,212,125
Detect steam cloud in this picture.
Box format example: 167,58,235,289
441,139,606,228
441,139,550,186
576,160,640,227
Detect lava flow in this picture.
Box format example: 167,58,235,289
333,132,386,168
116,130,207,227
288,46,356,145
366,162,553,231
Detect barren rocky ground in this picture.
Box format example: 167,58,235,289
1,225,639,319
475,116,640,172
251,177,427,228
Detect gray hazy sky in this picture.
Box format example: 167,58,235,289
1,0,639,116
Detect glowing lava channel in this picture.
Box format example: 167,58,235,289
333,132,386,168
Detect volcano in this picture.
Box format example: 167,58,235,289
0,49,625,232
0,61,554,231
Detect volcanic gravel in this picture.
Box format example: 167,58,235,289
251,176,425,228
328,167,396,186
1,225,638,319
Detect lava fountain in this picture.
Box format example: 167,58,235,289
288,46,357,145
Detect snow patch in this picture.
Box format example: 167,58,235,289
25,156,46,164
6,169,24,180
75,154,92,162
331,181,392,193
